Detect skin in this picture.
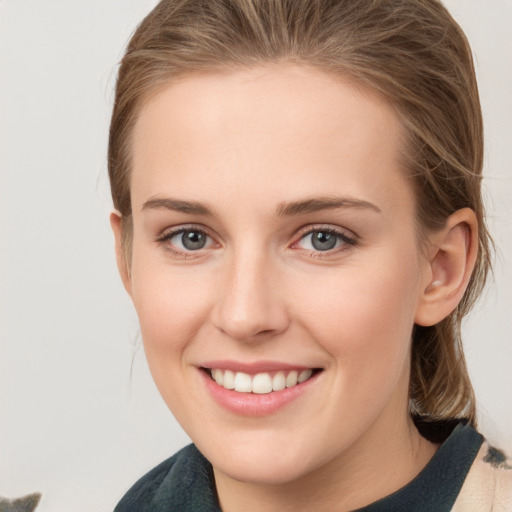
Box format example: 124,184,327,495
111,65,478,511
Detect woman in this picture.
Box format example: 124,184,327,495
108,0,511,510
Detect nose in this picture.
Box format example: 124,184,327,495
211,249,290,343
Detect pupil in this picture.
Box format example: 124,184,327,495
182,231,206,250
312,231,337,251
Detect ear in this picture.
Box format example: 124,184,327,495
415,208,478,327
110,211,132,297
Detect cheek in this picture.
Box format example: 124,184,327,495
295,257,422,384
129,256,212,361
129,264,213,418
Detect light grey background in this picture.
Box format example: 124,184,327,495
0,1,510,511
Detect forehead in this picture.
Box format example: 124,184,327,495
131,64,413,217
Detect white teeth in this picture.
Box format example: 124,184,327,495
210,368,315,393
234,372,252,392
212,368,223,386
298,369,313,383
272,371,286,391
285,370,298,388
223,369,235,390
252,373,273,394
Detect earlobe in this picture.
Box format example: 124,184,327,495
415,208,478,327
110,211,132,296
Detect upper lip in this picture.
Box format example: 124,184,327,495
200,360,321,374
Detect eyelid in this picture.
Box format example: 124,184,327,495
157,222,212,238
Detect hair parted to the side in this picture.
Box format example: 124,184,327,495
108,0,492,425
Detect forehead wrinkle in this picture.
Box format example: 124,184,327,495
276,196,382,218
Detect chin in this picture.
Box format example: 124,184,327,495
200,436,328,486
217,457,312,486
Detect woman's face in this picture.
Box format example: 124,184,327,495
122,65,432,485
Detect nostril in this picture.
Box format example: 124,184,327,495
256,329,274,336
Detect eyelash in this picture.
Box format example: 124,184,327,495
156,225,215,258
156,224,358,258
292,225,358,257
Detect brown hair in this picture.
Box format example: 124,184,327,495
108,0,492,425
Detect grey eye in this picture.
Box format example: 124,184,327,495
160,226,215,254
296,228,355,253
165,229,211,251
310,231,338,251
180,230,208,250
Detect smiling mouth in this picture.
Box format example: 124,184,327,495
204,368,322,394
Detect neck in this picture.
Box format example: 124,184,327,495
214,412,438,512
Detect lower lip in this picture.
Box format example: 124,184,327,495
200,369,321,416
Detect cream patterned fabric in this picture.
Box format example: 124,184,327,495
452,441,512,511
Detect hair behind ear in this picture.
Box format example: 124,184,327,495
410,321,476,424
410,208,479,425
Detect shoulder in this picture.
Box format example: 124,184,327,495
452,439,512,512
114,444,219,512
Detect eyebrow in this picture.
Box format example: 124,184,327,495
142,197,215,216
141,195,381,217
276,196,381,217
